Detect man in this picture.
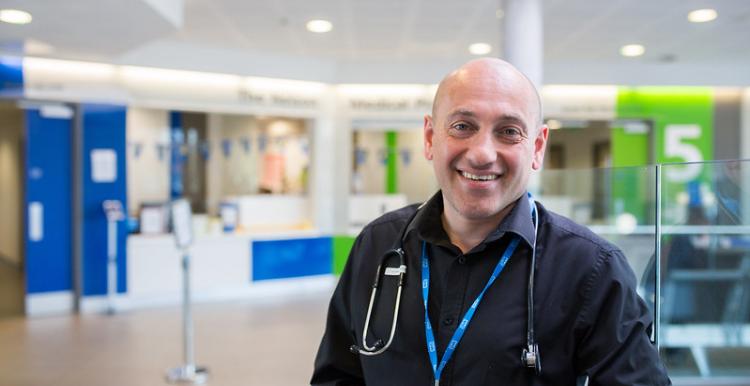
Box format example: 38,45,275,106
312,58,671,385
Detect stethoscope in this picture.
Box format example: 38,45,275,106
350,193,542,375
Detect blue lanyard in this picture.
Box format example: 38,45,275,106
421,236,520,385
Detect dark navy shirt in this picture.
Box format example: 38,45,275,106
312,191,671,386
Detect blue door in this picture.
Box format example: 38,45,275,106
25,106,73,294
81,104,127,295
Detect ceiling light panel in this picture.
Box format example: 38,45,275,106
688,9,718,23
469,42,492,55
306,19,333,33
0,9,32,24
620,44,645,57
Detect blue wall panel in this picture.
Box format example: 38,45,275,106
252,237,332,281
25,109,72,293
0,56,23,97
82,104,128,296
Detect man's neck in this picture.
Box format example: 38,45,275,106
441,202,516,254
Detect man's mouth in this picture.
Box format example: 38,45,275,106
459,170,500,181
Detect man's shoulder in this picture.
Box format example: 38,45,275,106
539,203,620,255
360,203,421,235
539,203,639,289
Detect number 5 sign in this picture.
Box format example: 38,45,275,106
664,124,704,182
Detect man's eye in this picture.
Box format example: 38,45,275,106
448,122,474,136
498,127,523,141
452,123,470,131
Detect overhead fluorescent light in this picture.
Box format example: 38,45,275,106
0,9,32,24
620,44,645,57
469,43,492,55
306,19,333,33
688,8,717,23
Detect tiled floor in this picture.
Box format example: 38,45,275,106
4,277,749,386
0,290,331,386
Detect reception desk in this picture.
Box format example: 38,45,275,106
118,229,334,309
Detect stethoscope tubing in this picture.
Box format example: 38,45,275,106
352,197,541,374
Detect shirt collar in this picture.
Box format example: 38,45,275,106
406,190,536,250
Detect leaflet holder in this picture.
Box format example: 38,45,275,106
166,199,209,384
102,200,124,314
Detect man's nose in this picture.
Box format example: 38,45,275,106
465,130,497,167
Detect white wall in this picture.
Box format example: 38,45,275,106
0,104,23,265
352,131,386,195
743,88,750,160
209,114,260,199
541,125,612,201
397,129,438,204
205,113,309,214
351,129,437,205
126,107,170,215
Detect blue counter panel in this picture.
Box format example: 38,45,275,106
25,109,72,293
252,237,332,281
82,104,128,296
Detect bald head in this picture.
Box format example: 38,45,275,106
432,58,543,129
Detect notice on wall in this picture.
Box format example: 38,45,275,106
28,202,44,242
91,149,117,183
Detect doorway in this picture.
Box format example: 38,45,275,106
0,101,25,317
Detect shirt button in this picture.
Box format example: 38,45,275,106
443,317,454,326
458,256,466,264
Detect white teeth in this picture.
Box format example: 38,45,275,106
461,171,499,181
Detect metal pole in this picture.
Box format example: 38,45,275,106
182,249,195,371
166,246,208,384
654,164,662,350
106,217,117,314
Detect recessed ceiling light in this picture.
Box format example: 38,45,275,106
306,19,333,33
688,8,717,23
469,43,492,55
620,44,645,57
0,9,32,25
495,9,504,19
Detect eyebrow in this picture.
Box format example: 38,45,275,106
445,109,477,120
445,109,529,130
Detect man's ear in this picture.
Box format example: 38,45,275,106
424,115,434,161
531,125,549,170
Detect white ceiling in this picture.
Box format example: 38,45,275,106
1,0,749,85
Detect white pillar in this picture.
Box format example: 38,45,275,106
310,89,338,233
503,0,544,88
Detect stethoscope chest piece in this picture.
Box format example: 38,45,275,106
522,343,542,374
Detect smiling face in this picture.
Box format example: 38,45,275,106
424,59,548,226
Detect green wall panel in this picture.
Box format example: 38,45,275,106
386,131,398,194
614,87,714,222
333,235,356,275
